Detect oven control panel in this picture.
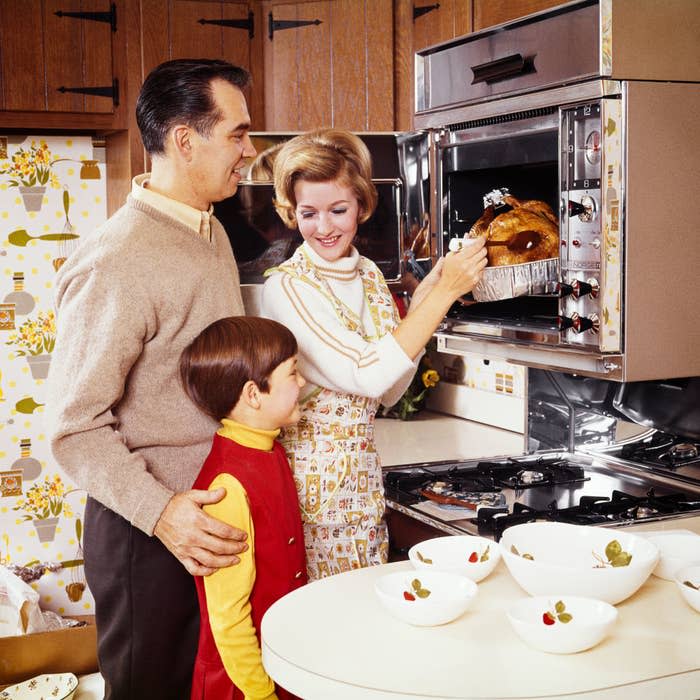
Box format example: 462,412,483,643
560,102,604,348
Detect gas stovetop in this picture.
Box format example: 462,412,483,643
383,449,700,541
591,430,700,485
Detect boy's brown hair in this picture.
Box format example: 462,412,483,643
180,316,297,421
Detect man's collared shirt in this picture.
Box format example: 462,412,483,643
131,173,213,241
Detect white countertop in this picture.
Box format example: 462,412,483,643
375,412,525,467
261,524,700,700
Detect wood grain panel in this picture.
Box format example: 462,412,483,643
365,0,393,130
473,0,559,30
220,1,254,118
393,0,413,131
331,0,365,129
44,0,85,112
267,3,300,129
0,0,46,110
171,1,224,59
140,0,170,77
81,0,115,113
296,1,331,129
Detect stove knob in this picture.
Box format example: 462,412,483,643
557,315,574,331
571,313,600,334
557,282,574,298
572,278,600,299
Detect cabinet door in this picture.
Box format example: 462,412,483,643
473,0,561,30
264,0,393,131
0,0,115,113
140,1,258,124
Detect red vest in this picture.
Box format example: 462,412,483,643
190,434,307,700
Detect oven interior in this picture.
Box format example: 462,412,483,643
440,126,561,325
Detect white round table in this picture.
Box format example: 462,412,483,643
261,560,700,700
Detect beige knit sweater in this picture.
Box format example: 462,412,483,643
46,197,245,535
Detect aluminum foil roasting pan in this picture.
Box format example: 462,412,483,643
472,257,559,302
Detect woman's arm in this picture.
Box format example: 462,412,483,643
393,238,487,360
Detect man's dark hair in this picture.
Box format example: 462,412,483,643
180,316,297,422
136,59,251,155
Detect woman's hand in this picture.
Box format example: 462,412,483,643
407,257,445,311
437,237,488,299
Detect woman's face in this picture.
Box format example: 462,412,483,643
294,179,360,262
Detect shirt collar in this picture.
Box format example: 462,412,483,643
131,174,214,241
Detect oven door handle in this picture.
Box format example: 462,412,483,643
471,53,535,85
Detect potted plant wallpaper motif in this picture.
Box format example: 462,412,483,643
0,135,106,616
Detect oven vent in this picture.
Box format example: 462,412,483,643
446,106,558,132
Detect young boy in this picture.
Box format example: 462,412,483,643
180,316,307,700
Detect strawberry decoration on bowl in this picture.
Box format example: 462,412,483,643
507,596,618,654
374,570,477,626
409,535,501,583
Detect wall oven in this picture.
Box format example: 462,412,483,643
414,0,700,382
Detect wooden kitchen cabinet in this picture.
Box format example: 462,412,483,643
138,0,263,126
261,0,394,131
473,0,562,30
0,0,120,118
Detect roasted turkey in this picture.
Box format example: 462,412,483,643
468,192,559,266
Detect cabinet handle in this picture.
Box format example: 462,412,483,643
198,12,254,39
55,3,116,32
268,13,322,40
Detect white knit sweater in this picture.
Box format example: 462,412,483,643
261,242,417,407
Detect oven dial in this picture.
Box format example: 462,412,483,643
558,279,599,298
567,196,597,222
557,315,575,331
571,313,600,334
557,282,574,298
572,278,600,299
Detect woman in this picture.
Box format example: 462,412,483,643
262,129,486,579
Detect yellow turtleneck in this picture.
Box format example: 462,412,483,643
202,419,281,700
217,418,280,451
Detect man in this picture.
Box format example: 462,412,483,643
46,59,257,699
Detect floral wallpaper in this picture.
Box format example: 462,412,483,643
0,135,106,617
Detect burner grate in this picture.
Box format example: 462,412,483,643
619,433,700,469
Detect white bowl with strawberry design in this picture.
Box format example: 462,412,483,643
374,570,478,626
507,595,618,654
674,564,700,613
408,535,501,582
500,522,659,605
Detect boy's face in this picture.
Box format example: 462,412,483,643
260,355,306,428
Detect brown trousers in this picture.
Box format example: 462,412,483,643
84,497,199,700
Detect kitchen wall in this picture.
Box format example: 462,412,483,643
0,135,106,616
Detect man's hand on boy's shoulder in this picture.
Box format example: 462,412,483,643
154,488,249,576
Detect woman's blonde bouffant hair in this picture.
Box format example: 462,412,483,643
273,129,378,229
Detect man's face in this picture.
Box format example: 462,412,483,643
188,79,256,206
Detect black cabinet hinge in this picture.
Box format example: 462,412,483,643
55,2,117,32
198,11,254,39
57,78,119,107
268,12,322,40
413,3,440,21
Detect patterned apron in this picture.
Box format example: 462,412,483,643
272,248,400,580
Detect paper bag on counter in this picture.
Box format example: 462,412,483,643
0,567,45,638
